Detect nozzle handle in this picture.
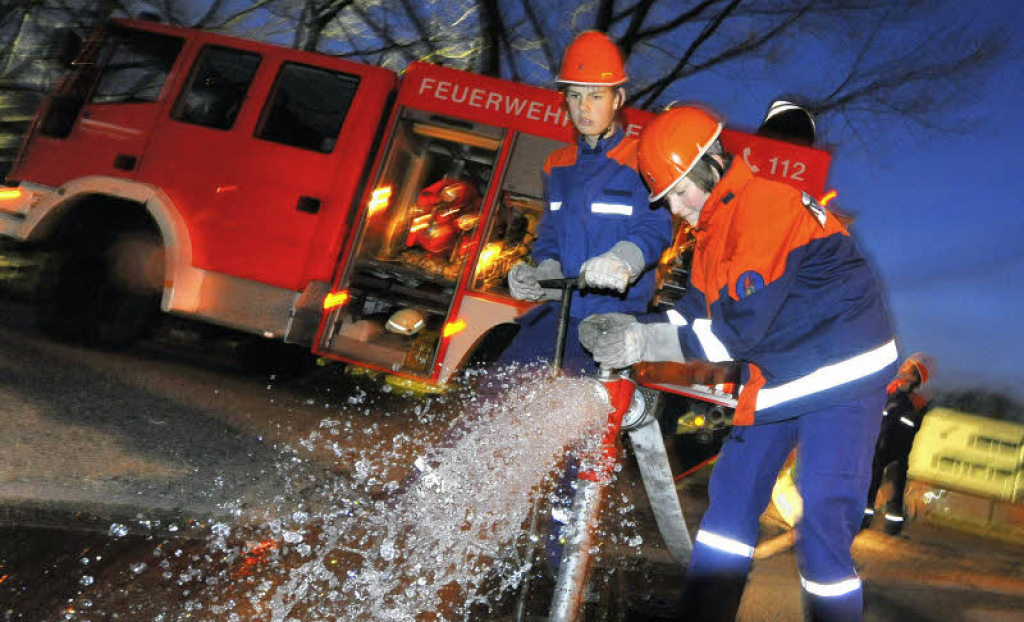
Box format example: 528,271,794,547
537,277,578,290
537,278,577,372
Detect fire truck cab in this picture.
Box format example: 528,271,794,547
0,18,832,412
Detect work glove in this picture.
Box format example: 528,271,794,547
579,241,645,293
578,313,686,369
507,259,563,301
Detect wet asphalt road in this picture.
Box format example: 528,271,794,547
1,290,1024,621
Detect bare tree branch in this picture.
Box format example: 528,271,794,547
634,0,744,108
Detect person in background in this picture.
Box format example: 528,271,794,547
500,30,672,374
756,98,816,146
862,353,933,535
578,104,898,621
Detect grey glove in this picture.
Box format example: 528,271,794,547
579,313,685,369
507,259,563,301
579,241,645,293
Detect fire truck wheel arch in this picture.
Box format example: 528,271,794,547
21,176,201,315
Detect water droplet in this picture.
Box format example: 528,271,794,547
108,523,129,538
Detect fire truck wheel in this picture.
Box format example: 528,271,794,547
35,232,163,349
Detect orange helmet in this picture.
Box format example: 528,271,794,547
899,352,933,386
439,180,479,208
638,105,724,201
557,31,628,86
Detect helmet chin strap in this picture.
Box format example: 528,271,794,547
597,97,623,141
701,153,725,179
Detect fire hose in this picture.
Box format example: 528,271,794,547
536,278,692,622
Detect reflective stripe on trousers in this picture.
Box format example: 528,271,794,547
685,390,885,622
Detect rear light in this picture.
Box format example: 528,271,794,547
323,290,350,310
0,187,26,215
442,318,466,338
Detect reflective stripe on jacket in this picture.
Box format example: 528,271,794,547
533,127,672,318
648,158,897,424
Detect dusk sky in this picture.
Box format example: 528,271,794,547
666,4,1024,398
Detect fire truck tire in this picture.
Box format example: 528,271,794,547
35,231,163,349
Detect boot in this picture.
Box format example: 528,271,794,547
883,512,904,536
679,575,748,622
860,508,874,531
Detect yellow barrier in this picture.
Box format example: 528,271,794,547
908,408,1024,502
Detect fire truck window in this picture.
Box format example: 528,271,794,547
256,63,360,153
470,133,562,295
172,46,260,130
90,30,182,104
354,114,501,283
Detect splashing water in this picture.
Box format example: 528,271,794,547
333,370,612,620
67,366,625,621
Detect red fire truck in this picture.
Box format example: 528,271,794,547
0,18,831,417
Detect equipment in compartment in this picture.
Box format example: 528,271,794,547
473,192,541,291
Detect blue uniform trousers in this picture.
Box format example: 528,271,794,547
493,302,597,375
685,390,884,621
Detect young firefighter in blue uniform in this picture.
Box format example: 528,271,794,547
497,30,672,573
500,31,672,373
578,105,899,621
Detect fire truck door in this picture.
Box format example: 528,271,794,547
138,47,375,291
16,27,184,187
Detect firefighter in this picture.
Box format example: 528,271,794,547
862,353,933,535
496,30,672,575
756,98,816,146
578,105,898,621
500,30,672,374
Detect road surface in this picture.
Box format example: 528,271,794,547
1,291,1022,620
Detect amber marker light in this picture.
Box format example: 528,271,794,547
368,186,392,216
820,189,837,206
442,318,467,338
0,188,22,201
323,290,350,310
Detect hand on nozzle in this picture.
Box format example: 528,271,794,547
579,242,644,293
579,315,687,368
578,313,646,369
507,259,563,301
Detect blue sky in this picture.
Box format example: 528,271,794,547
827,10,1024,398
691,6,1024,398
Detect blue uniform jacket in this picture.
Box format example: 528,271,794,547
532,127,672,319
643,158,898,425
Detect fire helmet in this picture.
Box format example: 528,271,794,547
899,352,933,386
638,105,724,201
386,307,427,336
439,180,479,208
556,31,628,86
758,99,816,146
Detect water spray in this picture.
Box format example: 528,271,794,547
536,278,692,622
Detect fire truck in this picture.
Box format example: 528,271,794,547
0,18,831,420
